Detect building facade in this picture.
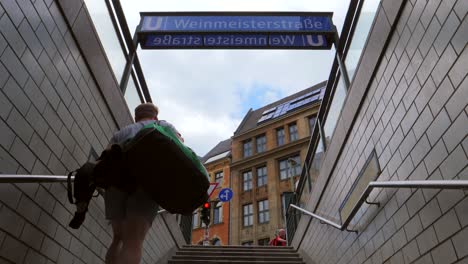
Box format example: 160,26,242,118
0,1,186,263
291,0,467,263
230,82,325,245
192,139,231,245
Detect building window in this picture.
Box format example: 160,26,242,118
289,155,301,176
257,166,267,187
215,171,223,185
289,123,298,142
279,159,289,180
242,241,254,246
192,210,200,229
276,128,285,146
213,202,223,224
256,134,266,153
243,204,253,227
243,171,253,191
279,155,301,180
258,200,269,224
243,139,252,157
308,115,317,134
258,238,270,246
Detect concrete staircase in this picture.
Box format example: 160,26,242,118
168,245,306,263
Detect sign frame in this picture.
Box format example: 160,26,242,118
218,188,233,202
207,183,219,198
137,11,336,50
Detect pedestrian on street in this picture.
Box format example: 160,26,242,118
269,228,287,246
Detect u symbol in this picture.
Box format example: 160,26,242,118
143,17,163,30
306,35,325,46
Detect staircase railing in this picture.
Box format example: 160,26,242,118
0,174,73,183
0,174,190,247
289,180,468,237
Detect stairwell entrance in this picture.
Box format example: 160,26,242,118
120,12,346,248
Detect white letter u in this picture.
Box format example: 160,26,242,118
306,35,325,46
143,17,163,31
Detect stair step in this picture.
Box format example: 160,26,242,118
176,251,300,257
179,247,295,253
172,255,302,261
182,245,294,250
179,249,296,254
168,260,305,264
170,245,305,264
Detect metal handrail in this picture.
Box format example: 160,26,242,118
1,175,168,217
289,180,468,233
0,174,71,183
1,175,169,216
290,204,341,229
0,175,171,216
0,174,191,246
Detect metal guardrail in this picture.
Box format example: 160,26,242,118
289,180,468,234
289,0,363,245
0,174,191,247
0,174,71,183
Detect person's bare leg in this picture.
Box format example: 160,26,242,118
106,220,123,264
117,215,150,264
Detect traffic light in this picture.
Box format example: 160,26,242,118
201,202,211,226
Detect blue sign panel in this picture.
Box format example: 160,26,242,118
137,12,335,49
218,188,233,202
140,15,333,32
144,34,328,49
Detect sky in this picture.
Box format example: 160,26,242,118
87,0,352,156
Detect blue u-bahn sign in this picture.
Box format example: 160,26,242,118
137,12,336,49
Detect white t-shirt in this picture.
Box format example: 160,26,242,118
109,120,180,145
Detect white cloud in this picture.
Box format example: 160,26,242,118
117,0,350,155
156,98,241,156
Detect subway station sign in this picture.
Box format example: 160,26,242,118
137,12,336,49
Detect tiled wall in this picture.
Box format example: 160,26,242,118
295,0,467,263
0,0,184,263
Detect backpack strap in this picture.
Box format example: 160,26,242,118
67,169,76,204
67,162,96,229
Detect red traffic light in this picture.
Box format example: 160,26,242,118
203,202,210,209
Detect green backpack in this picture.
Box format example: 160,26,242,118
143,122,209,180
109,121,210,215
68,121,210,229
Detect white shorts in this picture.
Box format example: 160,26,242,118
104,187,159,224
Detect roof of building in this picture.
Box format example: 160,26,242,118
234,80,327,136
202,138,232,164
205,150,230,164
